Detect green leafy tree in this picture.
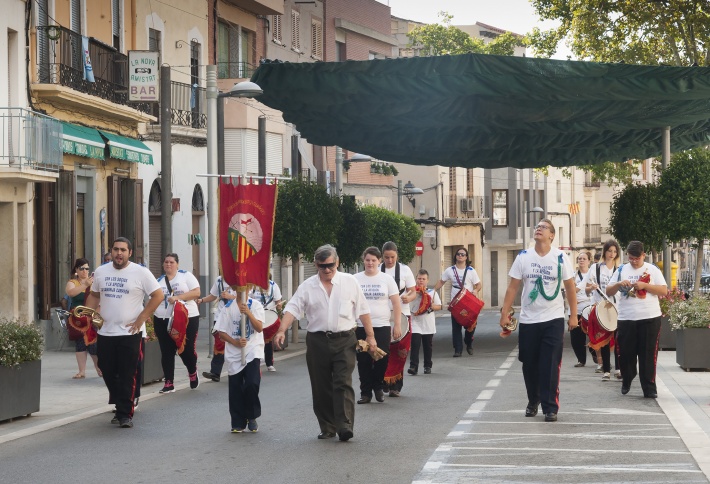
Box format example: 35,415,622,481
361,205,422,264
608,182,664,256
658,147,710,293
528,0,710,66
336,196,370,269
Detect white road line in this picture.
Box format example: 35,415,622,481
455,432,680,439
457,420,473,425
461,420,671,426
486,379,501,387
494,370,507,377
434,445,689,455
476,389,495,400
435,463,701,473
478,409,665,415
465,400,488,415
499,360,514,369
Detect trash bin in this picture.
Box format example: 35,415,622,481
656,261,678,289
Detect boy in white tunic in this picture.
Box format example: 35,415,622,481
408,269,442,375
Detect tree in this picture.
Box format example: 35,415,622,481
608,182,664,258
408,11,523,56
336,196,370,270
658,147,710,293
528,0,710,66
361,206,422,264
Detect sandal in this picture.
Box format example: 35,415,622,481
72,373,85,379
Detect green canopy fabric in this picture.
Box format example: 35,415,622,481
99,131,153,165
251,54,710,168
61,122,105,160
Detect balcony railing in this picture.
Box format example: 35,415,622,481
584,223,601,244
0,108,63,170
217,61,257,80
149,80,206,129
36,25,152,115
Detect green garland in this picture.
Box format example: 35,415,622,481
529,255,562,303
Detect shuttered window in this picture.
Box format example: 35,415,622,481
70,0,81,33
291,10,300,51
112,0,121,50
272,15,282,44
311,19,322,59
149,28,161,53
224,129,260,176
266,132,283,176
37,0,50,83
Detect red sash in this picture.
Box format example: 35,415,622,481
384,317,412,384
169,301,190,355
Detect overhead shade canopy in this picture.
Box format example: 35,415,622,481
61,122,105,160
99,131,153,165
251,54,710,169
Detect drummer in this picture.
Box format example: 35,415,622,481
354,247,401,404
570,251,593,368
606,241,667,398
583,239,621,381
248,276,283,372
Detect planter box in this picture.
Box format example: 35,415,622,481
676,328,710,370
658,316,675,350
141,339,164,385
0,359,41,421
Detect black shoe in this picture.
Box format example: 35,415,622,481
424,367,431,374
202,371,220,382
337,428,353,441
466,346,473,355
119,418,133,428
644,392,657,399
357,396,371,404
374,389,385,402
317,432,335,440
407,367,417,375
453,352,462,357
544,412,557,422
525,403,539,417
189,372,199,389
621,385,630,395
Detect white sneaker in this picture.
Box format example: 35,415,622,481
602,372,611,381
267,366,276,372
614,370,622,380
595,365,603,373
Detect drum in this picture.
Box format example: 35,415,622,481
589,301,618,332
390,313,411,343
580,305,593,334
448,288,484,330
262,309,281,342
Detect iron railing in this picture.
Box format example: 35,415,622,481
217,61,257,80
584,223,601,244
148,80,206,129
0,108,63,170
36,25,152,115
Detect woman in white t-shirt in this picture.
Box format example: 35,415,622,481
433,247,482,357
153,253,201,393
570,251,592,368
354,246,401,404
606,241,667,399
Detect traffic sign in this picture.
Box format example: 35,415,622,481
415,241,424,256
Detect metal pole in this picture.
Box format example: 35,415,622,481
160,65,172,257
217,96,225,176
258,116,266,177
397,179,403,214
335,146,343,196
523,200,527,251
206,65,218,358
662,126,672,285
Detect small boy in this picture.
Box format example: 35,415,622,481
408,269,442,375
214,297,265,433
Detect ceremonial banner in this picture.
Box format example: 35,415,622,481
218,177,278,291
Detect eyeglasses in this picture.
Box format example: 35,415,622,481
78,267,90,271
316,262,337,270
535,224,552,231
627,255,643,262
456,253,467,257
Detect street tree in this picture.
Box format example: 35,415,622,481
658,147,710,294
608,182,664,259
361,205,422,264
336,196,370,270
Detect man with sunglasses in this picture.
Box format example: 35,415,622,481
500,219,578,423
274,245,376,442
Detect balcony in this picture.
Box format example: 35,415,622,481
584,223,601,244
217,62,258,81
0,108,62,181
148,80,207,129
34,26,153,122
583,173,601,190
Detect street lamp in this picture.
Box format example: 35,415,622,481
522,200,545,251
403,180,424,208
334,148,371,195
206,66,262,355
547,211,572,250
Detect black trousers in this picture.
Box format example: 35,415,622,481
599,333,620,373
355,326,390,397
154,315,200,381
305,330,357,434
518,318,564,415
228,358,261,429
569,320,587,365
97,333,141,420
264,341,274,367
409,333,433,370
617,317,661,395
451,316,474,353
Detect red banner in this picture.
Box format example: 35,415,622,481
218,178,278,291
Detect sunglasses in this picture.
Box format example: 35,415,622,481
456,253,467,257
317,262,337,270
78,266,90,271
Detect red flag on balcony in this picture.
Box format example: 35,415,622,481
218,177,278,291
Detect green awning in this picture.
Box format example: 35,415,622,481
61,122,105,160
99,131,153,165
251,54,710,169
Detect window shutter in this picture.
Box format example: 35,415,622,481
266,132,283,176
70,0,81,33
311,19,322,59
273,15,282,43
291,11,300,51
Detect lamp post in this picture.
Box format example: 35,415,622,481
522,201,545,251
206,65,262,355
547,211,572,250
399,180,423,214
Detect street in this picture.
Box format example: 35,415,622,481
0,311,707,484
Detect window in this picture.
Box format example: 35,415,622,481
218,21,251,78
112,0,121,50
149,28,161,53
336,41,346,61
492,189,508,227
272,15,282,44
291,10,300,51
556,180,561,202
311,18,322,59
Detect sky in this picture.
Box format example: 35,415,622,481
379,0,571,59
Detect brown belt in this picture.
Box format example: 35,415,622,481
313,328,355,338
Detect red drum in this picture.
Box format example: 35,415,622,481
389,312,411,343
448,288,484,330
580,305,592,334
589,301,618,332
262,310,280,342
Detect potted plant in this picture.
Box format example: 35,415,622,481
382,165,392,176
0,318,43,421
668,294,710,370
390,166,399,176
141,317,164,385
658,288,686,350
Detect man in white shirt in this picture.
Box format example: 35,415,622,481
274,245,376,442
86,237,163,429
499,219,578,423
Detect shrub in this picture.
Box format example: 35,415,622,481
0,318,43,367
668,295,710,330
659,287,686,318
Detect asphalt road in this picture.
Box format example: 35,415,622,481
1,312,706,484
